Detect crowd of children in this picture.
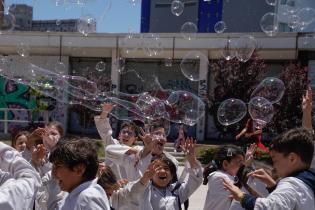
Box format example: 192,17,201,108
0,87,314,210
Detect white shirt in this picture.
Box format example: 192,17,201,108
57,179,110,210
203,170,235,210
0,142,41,210
254,177,315,210
139,162,203,210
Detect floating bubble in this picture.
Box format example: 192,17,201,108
136,92,166,120
287,14,300,29
0,12,15,33
3,150,14,162
142,33,163,57
248,96,274,129
119,32,139,55
95,61,106,72
17,42,31,58
260,12,279,36
77,15,96,36
217,98,247,126
297,7,315,29
251,77,285,104
221,39,236,60
180,22,198,40
265,0,277,6
180,51,208,81
55,61,66,74
114,57,126,74
235,35,256,62
214,21,227,33
56,19,61,26
164,90,205,125
164,57,173,67
171,0,184,17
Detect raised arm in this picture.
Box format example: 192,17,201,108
302,86,313,133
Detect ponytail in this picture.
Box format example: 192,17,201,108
203,145,244,185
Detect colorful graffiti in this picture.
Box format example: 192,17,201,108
0,77,36,120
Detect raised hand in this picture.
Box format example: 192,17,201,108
247,168,276,188
139,127,153,147
31,144,46,167
140,160,161,185
302,86,312,113
181,137,198,168
100,102,115,119
27,128,47,149
244,143,257,166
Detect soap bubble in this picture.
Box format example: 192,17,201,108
217,98,247,126
77,15,96,36
180,51,209,81
248,96,274,129
171,0,184,16
235,35,256,62
260,12,279,36
95,61,106,72
214,21,227,33
180,22,198,40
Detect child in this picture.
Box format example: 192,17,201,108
48,139,110,210
95,103,142,179
0,141,41,209
11,130,29,152
203,145,245,210
223,127,315,210
137,138,203,210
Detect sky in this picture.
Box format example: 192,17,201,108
6,0,141,33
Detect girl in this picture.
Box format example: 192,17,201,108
11,130,29,152
203,145,245,210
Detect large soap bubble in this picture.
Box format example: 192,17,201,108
260,12,279,36
136,92,166,120
251,77,285,104
297,7,315,30
180,22,198,40
180,51,208,81
119,32,139,55
235,35,256,62
214,21,227,33
217,98,247,126
77,15,96,36
221,38,236,60
142,33,163,57
248,96,274,129
171,0,184,16
0,12,15,33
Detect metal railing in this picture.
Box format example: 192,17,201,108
0,108,49,134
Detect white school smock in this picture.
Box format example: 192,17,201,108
0,142,41,210
95,116,127,180
139,161,203,210
57,179,110,210
254,177,315,210
105,144,152,181
111,178,147,210
203,170,235,210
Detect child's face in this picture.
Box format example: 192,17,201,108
44,126,61,150
15,135,27,152
151,128,166,156
52,162,84,193
118,127,136,146
152,161,173,188
224,154,244,176
270,150,294,178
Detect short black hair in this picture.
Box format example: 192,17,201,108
270,127,314,167
120,121,139,136
152,154,177,184
49,138,99,182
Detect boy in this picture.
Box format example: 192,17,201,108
223,127,315,210
0,141,41,209
48,139,110,210
95,103,141,179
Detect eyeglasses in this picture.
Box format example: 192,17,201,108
120,129,135,136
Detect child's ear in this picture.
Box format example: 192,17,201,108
73,164,86,176
222,160,229,170
288,152,299,164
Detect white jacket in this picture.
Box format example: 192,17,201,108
105,144,152,181
0,142,41,210
95,116,127,179
203,170,235,210
139,162,203,210
254,177,315,210
56,179,110,210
